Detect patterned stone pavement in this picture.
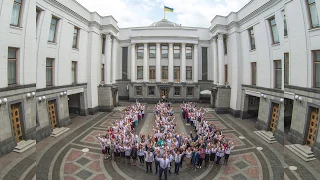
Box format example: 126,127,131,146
0,102,320,180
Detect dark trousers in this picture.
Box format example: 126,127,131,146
159,167,168,180
198,158,203,166
139,155,144,163
174,162,180,173
146,162,152,172
216,156,222,164
155,160,160,173
205,154,210,167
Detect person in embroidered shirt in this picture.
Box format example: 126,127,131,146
144,149,154,173
155,152,171,180
224,142,234,165
173,149,185,174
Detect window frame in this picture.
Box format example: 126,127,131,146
173,45,181,58
313,50,320,88
306,0,320,29
162,66,168,79
174,87,181,96
71,61,77,84
161,45,168,58
101,64,105,82
174,66,180,81
282,10,288,36
251,62,257,85
186,66,192,80
284,53,289,85
46,58,54,86
137,45,144,59
102,36,106,54
225,64,228,84
137,66,143,79
148,86,155,95
11,0,23,27
224,37,228,55
186,46,193,59
274,60,282,89
8,47,18,85
135,86,142,96
48,16,59,43
36,8,41,28
187,87,194,96
72,27,80,49
269,16,280,44
149,45,156,58
149,66,156,80
248,27,256,50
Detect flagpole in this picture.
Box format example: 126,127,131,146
164,7,166,20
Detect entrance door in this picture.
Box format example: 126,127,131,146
269,103,279,133
306,107,319,147
161,88,169,98
11,103,23,143
48,100,57,129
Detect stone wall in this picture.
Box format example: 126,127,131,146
98,85,114,112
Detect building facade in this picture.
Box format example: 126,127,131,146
0,0,319,160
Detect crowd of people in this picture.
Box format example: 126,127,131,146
97,101,234,180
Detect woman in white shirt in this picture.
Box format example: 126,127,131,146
215,144,225,165
97,134,108,160
185,147,193,169
224,142,234,165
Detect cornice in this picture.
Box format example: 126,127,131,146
131,27,198,31
129,36,199,41
101,24,119,33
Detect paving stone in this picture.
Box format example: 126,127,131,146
232,173,247,180
234,161,249,170
76,157,90,166
76,169,93,179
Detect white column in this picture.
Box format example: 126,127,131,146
112,37,118,84
218,34,225,85
212,37,218,84
193,44,198,82
105,34,112,85
181,43,186,82
143,43,148,82
131,43,136,82
156,43,161,82
168,43,174,82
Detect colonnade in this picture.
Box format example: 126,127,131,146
103,34,118,85
211,34,226,85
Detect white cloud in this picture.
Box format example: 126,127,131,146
76,0,250,28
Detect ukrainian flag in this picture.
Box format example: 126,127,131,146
164,6,174,12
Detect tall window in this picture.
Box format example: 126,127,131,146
149,66,156,79
307,0,320,28
162,66,168,79
72,27,79,49
36,8,41,28
224,37,228,55
137,45,143,59
174,45,180,58
102,36,106,54
137,66,143,79
248,27,256,50
161,45,168,58
187,87,194,96
101,64,105,82
136,86,142,95
48,17,58,42
174,66,180,80
282,10,288,36
174,87,181,96
8,48,18,85
11,0,22,26
148,87,155,95
186,46,192,59
71,61,77,84
46,58,54,86
186,66,192,80
225,65,228,84
274,60,282,89
284,53,289,84
251,62,257,85
313,51,320,88
269,17,279,44
149,45,156,58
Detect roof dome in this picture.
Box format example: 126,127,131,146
150,19,180,27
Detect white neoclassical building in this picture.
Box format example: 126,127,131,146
0,0,320,161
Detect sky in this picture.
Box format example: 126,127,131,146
76,0,251,28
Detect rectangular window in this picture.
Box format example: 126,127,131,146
307,0,320,28
284,53,289,84
46,58,54,86
149,45,156,58
282,10,288,36
186,46,192,59
224,38,228,55
202,47,208,80
251,62,257,85
8,48,18,85
11,0,22,26
313,51,320,88
174,45,180,58
136,86,142,96
149,66,156,79
174,87,181,96
101,64,105,82
174,66,180,80
274,60,282,89
137,66,143,79
148,86,155,95
187,87,194,96
186,66,192,80
225,64,228,84
102,36,106,54
48,17,58,42
36,8,41,28
269,17,280,44
72,27,79,49
71,61,77,84
248,27,256,50
137,45,143,59
122,47,128,79
162,66,168,79
161,45,168,58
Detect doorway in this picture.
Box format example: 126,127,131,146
306,107,319,147
247,95,260,121
10,103,23,143
269,103,279,133
160,88,169,98
68,93,80,118
284,99,293,134
48,100,58,129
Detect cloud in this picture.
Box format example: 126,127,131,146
75,0,250,28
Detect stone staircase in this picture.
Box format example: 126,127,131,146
204,108,215,112
285,144,316,162
51,127,70,137
253,130,276,144
13,140,36,153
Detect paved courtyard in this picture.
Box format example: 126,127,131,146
0,102,320,180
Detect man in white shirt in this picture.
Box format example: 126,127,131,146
144,149,154,173
173,150,184,174
155,152,170,180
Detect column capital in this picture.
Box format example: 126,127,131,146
210,36,217,43
217,34,224,41
169,43,173,48
144,43,148,48
181,43,186,46
156,43,161,47
131,43,136,46
194,44,198,48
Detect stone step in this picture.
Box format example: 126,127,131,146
13,140,36,153
293,144,313,155
289,144,315,158
253,131,276,144
51,127,70,137
285,145,316,162
255,130,276,141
